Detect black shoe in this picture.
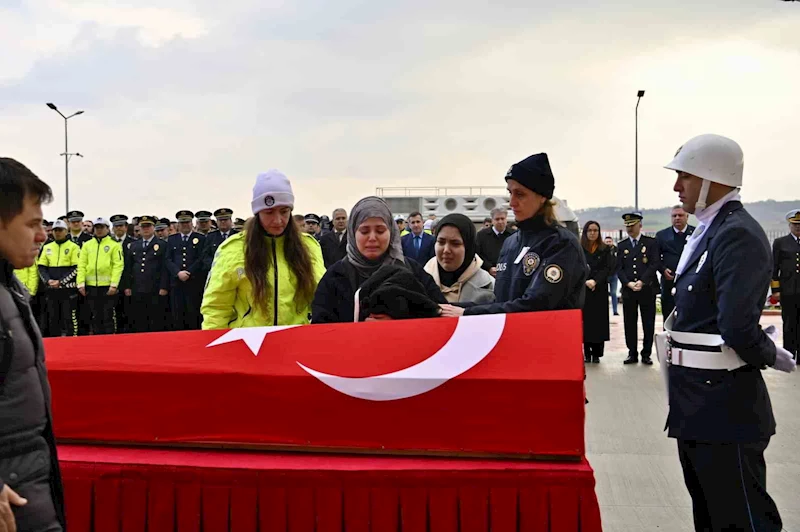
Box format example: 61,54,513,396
592,356,600,363
584,354,591,363
623,356,638,364
613,312,619,316
642,356,653,365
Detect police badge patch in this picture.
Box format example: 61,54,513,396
265,195,275,207
154,244,159,251
193,238,199,245
104,245,110,252
544,264,563,284
64,249,69,255
522,252,540,276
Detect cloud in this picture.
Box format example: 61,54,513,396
0,0,798,223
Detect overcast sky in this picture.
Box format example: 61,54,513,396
1,0,798,222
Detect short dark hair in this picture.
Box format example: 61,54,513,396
408,211,423,220
0,158,52,224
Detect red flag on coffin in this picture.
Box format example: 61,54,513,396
46,311,586,458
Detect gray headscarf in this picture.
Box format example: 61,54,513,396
346,196,405,278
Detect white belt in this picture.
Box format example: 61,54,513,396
661,312,747,371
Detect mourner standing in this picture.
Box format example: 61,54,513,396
66,211,91,247
581,221,613,363
123,216,169,333
77,218,124,335
304,213,323,241
617,212,660,365
110,214,135,333
166,211,206,330
662,134,795,532
604,236,619,316
38,220,80,337
441,153,586,318
0,157,66,532
771,210,800,360
195,211,213,235
201,208,238,277
319,208,349,267
656,206,694,320
475,207,514,276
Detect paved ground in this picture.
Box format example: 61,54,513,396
585,311,799,532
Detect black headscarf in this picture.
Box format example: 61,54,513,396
434,213,477,287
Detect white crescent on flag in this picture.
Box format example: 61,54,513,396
297,314,507,401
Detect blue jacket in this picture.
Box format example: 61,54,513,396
401,232,436,265
667,201,776,442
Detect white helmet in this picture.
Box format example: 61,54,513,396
664,134,743,211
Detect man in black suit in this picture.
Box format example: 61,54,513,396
663,133,794,531
772,209,800,360
655,205,694,320
475,207,514,276
123,215,169,332
319,208,348,267
166,210,206,330
401,211,435,265
617,212,660,365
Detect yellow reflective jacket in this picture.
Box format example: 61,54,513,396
77,235,124,288
201,231,326,329
14,265,39,296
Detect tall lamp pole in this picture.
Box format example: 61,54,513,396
46,103,84,213
635,90,645,211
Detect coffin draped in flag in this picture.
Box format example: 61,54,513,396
47,311,586,458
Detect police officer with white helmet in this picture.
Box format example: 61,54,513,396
660,134,795,532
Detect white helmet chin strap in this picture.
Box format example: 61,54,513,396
695,178,712,213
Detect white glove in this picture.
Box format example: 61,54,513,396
773,345,797,373
764,325,779,344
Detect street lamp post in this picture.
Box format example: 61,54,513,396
46,103,84,213
635,90,645,212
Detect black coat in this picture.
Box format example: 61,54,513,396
475,227,514,271
582,246,613,343
465,216,586,315
319,231,348,268
123,238,170,294
772,234,800,298
312,258,446,323
668,201,776,442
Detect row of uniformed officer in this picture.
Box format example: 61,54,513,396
771,209,800,360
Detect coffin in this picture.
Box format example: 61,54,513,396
46,311,586,458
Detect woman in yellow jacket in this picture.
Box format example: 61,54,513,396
201,170,325,329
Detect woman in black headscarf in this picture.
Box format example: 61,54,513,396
311,196,446,323
423,213,495,304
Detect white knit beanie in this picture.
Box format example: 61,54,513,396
251,169,295,215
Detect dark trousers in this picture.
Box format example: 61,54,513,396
115,293,132,333
76,293,91,335
130,292,165,333
608,275,619,315
159,293,173,331
171,280,202,330
86,286,117,335
45,291,78,337
0,448,62,532
677,439,782,532
622,287,656,358
583,342,605,360
661,278,676,321
781,295,799,359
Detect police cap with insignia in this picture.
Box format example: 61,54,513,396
214,208,233,220
505,153,555,199
139,215,157,226
622,212,644,227
93,217,110,227
66,210,84,222
786,209,800,224
176,210,194,222
196,210,212,222
43,220,52,227
110,214,129,226
304,213,321,224
155,218,170,231
57,215,68,222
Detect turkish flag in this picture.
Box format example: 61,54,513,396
47,311,586,458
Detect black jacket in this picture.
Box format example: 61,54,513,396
123,238,170,294
0,259,65,529
616,235,660,293
655,225,694,275
166,232,207,284
582,246,613,343
464,217,586,315
771,234,800,298
667,201,776,442
475,227,514,271
319,231,348,268
69,232,92,248
311,258,446,323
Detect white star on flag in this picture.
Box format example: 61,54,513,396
206,325,299,356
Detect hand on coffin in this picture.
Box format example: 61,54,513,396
439,304,465,317
159,289,168,296
0,484,27,532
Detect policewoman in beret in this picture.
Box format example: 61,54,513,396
440,153,586,317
